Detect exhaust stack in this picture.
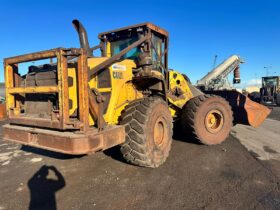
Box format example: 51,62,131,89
72,19,92,57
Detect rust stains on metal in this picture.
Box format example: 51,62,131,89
3,124,125,155
4,48,86,130
77,49,89,131
98,22,169,39
57,49,70,129
4,48,60,65
3,46,124,154
205,109,224,134
88,89,106,130
0,104,6,119
8,86,59,94
8,116,77,130
204,90,271,127
242,95,271,127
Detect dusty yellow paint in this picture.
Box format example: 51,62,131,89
67,59,192,126
68,67,78,116
106,41,111,57
67,57,143,126
5,65,15,115
169,107,176,117
168,70,193,109
66,40,189,125
8,86,58,94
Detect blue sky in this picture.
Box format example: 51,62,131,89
0,0,279,88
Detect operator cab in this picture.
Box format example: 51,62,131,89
98,23,169,75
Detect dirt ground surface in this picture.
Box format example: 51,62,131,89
268,105,280,121
0,109,280,210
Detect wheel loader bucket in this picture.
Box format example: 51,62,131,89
241,95,271,127
204,90,271,127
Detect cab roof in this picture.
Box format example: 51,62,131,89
98,22,169,39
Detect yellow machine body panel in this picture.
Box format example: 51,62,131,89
68,57,144,126
67,37,192,125
68,60,193,125
168,70,193,109
90,59,143,125
68,66,78,116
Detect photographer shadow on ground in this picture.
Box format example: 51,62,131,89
28,165,65,210
103,122,202,164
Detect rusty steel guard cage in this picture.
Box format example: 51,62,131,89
4,48,89,131
3,48,125,154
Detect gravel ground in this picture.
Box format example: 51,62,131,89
268,105,280,121
0,119,279,210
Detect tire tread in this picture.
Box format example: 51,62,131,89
120,97,172,167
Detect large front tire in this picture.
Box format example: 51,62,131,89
120,97,173,168
181,94,233,145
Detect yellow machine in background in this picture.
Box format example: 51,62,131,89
2,20,270,168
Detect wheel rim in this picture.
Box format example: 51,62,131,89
205,110,224,134
153,117,167,147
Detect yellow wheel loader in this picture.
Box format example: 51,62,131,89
2,20,270,167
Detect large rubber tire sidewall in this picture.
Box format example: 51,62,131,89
194,97,232,145
146,101,172,165
181,95,233,145
120,97,173,168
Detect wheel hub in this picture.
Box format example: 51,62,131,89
153,117,167,147
205,110,224,134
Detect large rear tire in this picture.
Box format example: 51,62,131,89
181,94,233,145
120,97,173,168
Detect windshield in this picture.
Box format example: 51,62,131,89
151,34,164,71
263,78,277,87
110,36,140,60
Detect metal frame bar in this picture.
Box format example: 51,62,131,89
4,48,89,131
57,49,69,129
5,48,59,64
98,22,169,38
4,64,15,116
89,35,149,78
8,86,58,94
77,49,89,131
